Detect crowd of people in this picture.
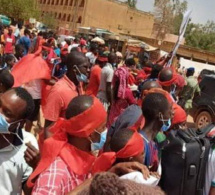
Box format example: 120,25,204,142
0,25,214,195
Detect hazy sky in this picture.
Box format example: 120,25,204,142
121,0,215,24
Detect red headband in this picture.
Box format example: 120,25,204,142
116,130,144,158
98,56,108,62
143,88,173,104
27,97,106,188
172,103,187,125
49,97,107,137
92,130,144,173
158,73,177,87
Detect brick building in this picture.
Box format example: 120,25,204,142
37,0,154,37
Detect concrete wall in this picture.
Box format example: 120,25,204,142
140,37,215,65
83,0,154,38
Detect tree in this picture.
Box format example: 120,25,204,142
172,0,188,34
0,0,40,21
185,21,215,52
126,0,137,8
153,0,188,39
41,12,57,29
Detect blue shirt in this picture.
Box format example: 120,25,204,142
18,36,31,55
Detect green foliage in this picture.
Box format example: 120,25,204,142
41,12,57,29
0,0,40,21
185,21,215,52
126,0,137,8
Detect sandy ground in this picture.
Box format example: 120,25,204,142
187,115,196,128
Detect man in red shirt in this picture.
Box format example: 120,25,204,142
42,51,90,137
28,95,107,194
4,27,15,54
86,55,107,96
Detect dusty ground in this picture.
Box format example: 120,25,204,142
187,115,196,128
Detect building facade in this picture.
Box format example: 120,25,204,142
37,0,154,37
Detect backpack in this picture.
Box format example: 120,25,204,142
160,124,215,195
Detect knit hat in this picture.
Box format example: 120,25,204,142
78,172,165,195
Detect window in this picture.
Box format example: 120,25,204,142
65,0,68,6
55,12,58,18
47,0,51,4
69,0,73,6
43,0,46,4
40,0,43,4
77,16,82,23
58,13,62,19
60,0,64,5
55,0,59,5
52,0,55,5
74,0,77,6
79,0,85,7
67,14,71,22
62,14,66,21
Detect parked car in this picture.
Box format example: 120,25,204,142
198,69,215,83
191,75,215,128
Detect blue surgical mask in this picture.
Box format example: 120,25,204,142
0,114,11,134
91,129,107,151
161,119,172,132
76,73,88,83
112,63,117,68
159,113,171,132
74,65,88,83
0,114,24,151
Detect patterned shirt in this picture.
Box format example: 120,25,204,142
32,156,91,195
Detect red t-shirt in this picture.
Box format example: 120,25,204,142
4,34,15,54
86,65,101,96
42,76,78,121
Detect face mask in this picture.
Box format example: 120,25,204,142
74,65,88,83
0,114,11,134
161,119,172,132
170,85,176,98
0,116,24,152
112,63,117,68
159,113,171,132
90,129,107,151
76,73,88,83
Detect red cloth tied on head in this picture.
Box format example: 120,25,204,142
172,104,187,126
143,88,174,104
158,71,177,87
92,130,144,174
12,54,51,87
112,67,129,99
27,96,107,188
58,97,107,137
97,56,108,62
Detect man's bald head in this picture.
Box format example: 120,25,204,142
159,68,173,82
66,51,88,71
139,81,161,96
66,51,90,85
65,95,93,119
142,81,161,91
